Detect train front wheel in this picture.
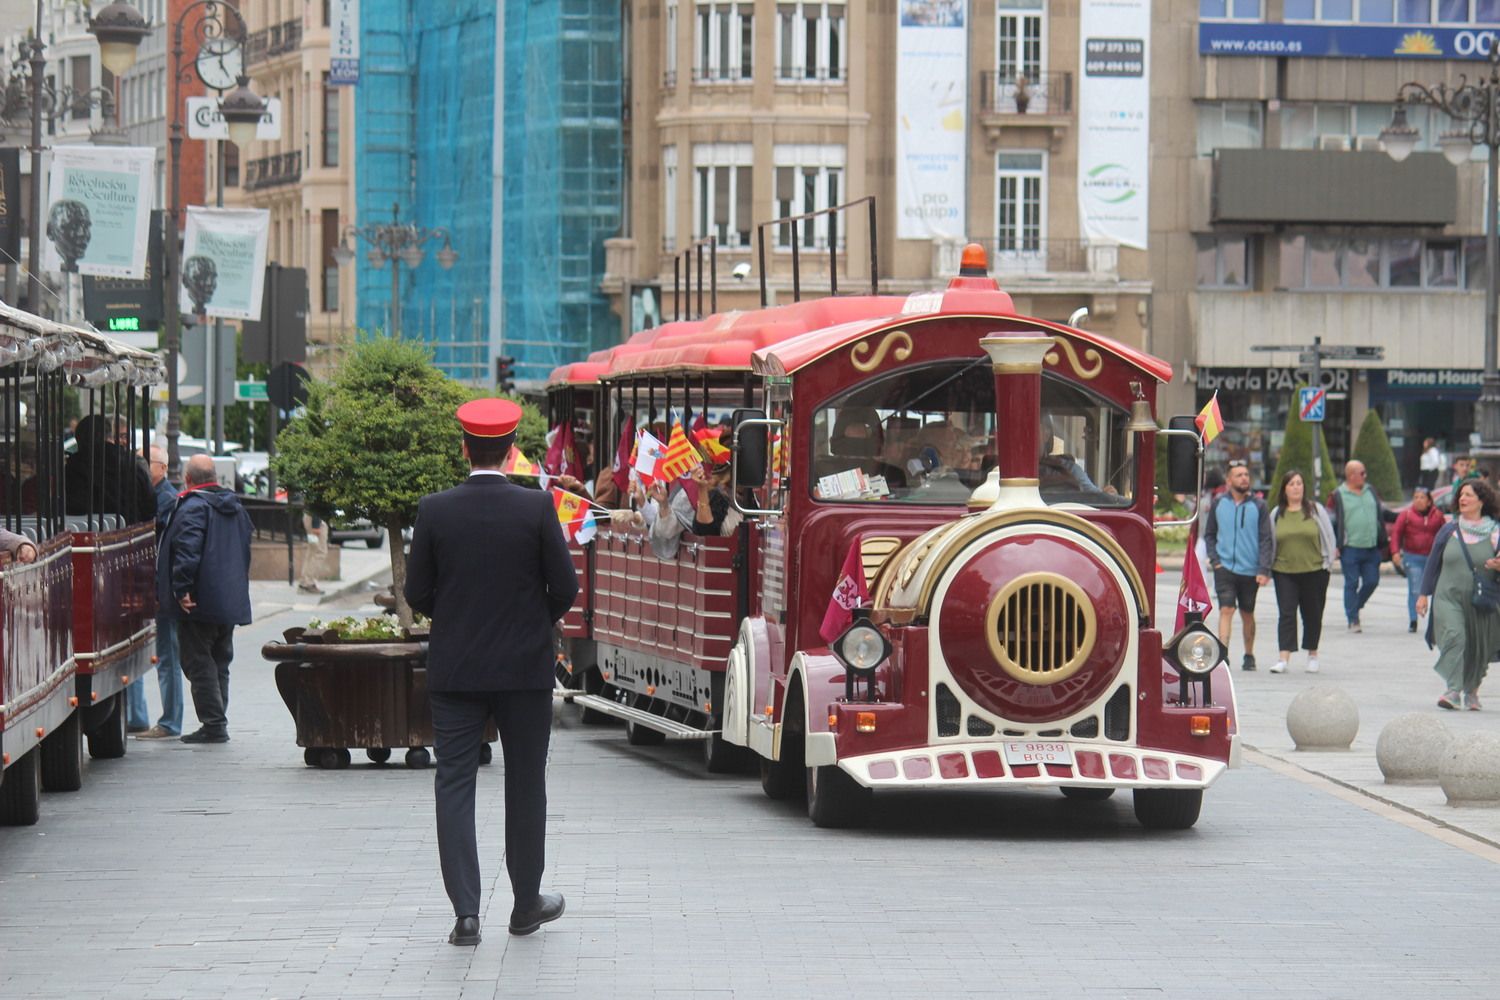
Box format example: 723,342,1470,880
806,764,870,828
1132,788,1203,830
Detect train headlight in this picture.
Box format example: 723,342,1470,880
1166,624,1225,676
832,619,891,675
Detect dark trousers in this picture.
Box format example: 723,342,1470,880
430,689,552,918
1341,546,1382,623
1273,569,1329,652
178,619,234,732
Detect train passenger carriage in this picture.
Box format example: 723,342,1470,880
549,240,1235,830
0,302,163,826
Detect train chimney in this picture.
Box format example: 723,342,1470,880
976,330,1055,510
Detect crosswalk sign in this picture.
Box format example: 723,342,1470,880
1298,386,1327,423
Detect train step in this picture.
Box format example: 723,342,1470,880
569,694,713,741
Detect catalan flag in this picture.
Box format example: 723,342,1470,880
656,421,701,481
693,424,731,463
1195,391,1224,444
500,447,539,477
551,487,598,545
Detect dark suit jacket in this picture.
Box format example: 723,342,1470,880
404,474,579,692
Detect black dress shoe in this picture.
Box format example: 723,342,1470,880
179,727,229,744
448,915,481,946
509,891,565,936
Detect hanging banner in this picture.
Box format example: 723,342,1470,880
0,148,20,263
1078,0,1150,251
180,206,270,320
43,145,154,278
329,0,360,85
186,96,283,141
895,1,968,240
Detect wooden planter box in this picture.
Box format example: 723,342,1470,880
262,628,494,770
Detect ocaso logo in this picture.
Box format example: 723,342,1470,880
1455,31,1497,56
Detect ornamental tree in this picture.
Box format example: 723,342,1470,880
272,336,539,626
1352,409,1403,503
1269,388,1337,506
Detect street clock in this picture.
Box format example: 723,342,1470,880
195,38,244,92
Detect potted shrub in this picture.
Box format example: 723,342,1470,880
1013,75,1031,114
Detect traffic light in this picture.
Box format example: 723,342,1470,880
495,355,516,392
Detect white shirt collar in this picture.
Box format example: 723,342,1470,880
469,470,506,478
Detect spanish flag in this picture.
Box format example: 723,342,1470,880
500,447,539,477
656,421,701,481
1195,391,1224,444
693,425,730,463
551,487,597,544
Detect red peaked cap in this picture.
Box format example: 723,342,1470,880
456,398,523,438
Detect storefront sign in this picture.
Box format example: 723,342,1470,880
329,0,360,85
1079,0,1150,250
1200,23,1497,60
1197,366,1351,393
895,1,968,240
1370,368,1482,402
186,96,282,141
180,206,270,320
43,145,155,279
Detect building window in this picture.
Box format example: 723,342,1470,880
1199,0,1261,18
1285,0,1500,19
693,143,752,247
997,0,1044,91
666,0,678,83
1280,102,1399,151
695,1,753,82
1278,235,1482,290
322,73,339,168
663,145,678,251
70,55,91,120
773,144,846,250
1196,235,1253,288
321,208,340,313
995,152,1045,255
1196,101,1263,158
775,1,845,82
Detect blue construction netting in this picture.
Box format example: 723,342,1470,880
354,1,621,387
501,0,622,385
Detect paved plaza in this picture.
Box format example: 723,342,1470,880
2,561,1499,999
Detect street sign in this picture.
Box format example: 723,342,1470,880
1298,386,1327,422
1297,351,1319,364
235,380,269,402
1317,344,1385,361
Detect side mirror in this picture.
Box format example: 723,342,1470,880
1166,415,1200,496
732,407,769,488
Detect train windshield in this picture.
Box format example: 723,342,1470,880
810,361,1135,508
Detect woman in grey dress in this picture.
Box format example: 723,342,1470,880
1416,479,1500,711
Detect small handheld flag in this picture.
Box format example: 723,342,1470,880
1195,391,1224,444
500,447,538,477
634,429,666,484
551,487,598,545
693,424,731,464
819,537,870,644
1174,521,1213,632
656,421,701,481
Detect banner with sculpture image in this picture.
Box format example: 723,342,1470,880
895,1,968,240
43,145,155,278
1077,0,1151,250
180,206,270,320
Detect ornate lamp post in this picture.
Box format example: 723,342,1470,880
161,2,265,481
1382,43,1500,463
12,1,148,316
331,203,458,338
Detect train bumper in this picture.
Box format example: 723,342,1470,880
836,742,1230,791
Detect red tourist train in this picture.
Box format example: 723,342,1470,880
0,302,162,826
548,238,1237,829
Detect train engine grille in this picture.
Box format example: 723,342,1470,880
987,574,1096,686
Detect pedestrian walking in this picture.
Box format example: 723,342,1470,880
1418,438,1443,491
1268,471,1335,674
403,398,579,946
1416,478,1500,711
1328,460,1390,632
128,446,186,739
156,454,252,744
1390,486,1447,634
1204,462,1272,671
298,509,329,595
1442,456,1478,512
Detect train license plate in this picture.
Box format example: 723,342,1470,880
1002,741,1073,767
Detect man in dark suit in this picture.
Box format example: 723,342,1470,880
404,398,579,947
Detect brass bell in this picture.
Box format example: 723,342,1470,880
1126,381,1157,434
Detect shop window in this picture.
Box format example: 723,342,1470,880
1197,102,1262,158
1195,235,1252,289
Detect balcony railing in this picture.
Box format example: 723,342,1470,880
244,150,301,191
976,238,1108,276
246,19,304,66
978,70,1072,115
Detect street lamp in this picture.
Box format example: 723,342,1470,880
332,203,458,338
16,1,147,319
161,2,265,482
1382,42,1500,463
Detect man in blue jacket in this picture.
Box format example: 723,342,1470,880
1204,462,1273,671
157,454,253,744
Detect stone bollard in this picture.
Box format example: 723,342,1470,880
1376,713,1453,784
1286,685,1359,751
1439,733,1500,807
